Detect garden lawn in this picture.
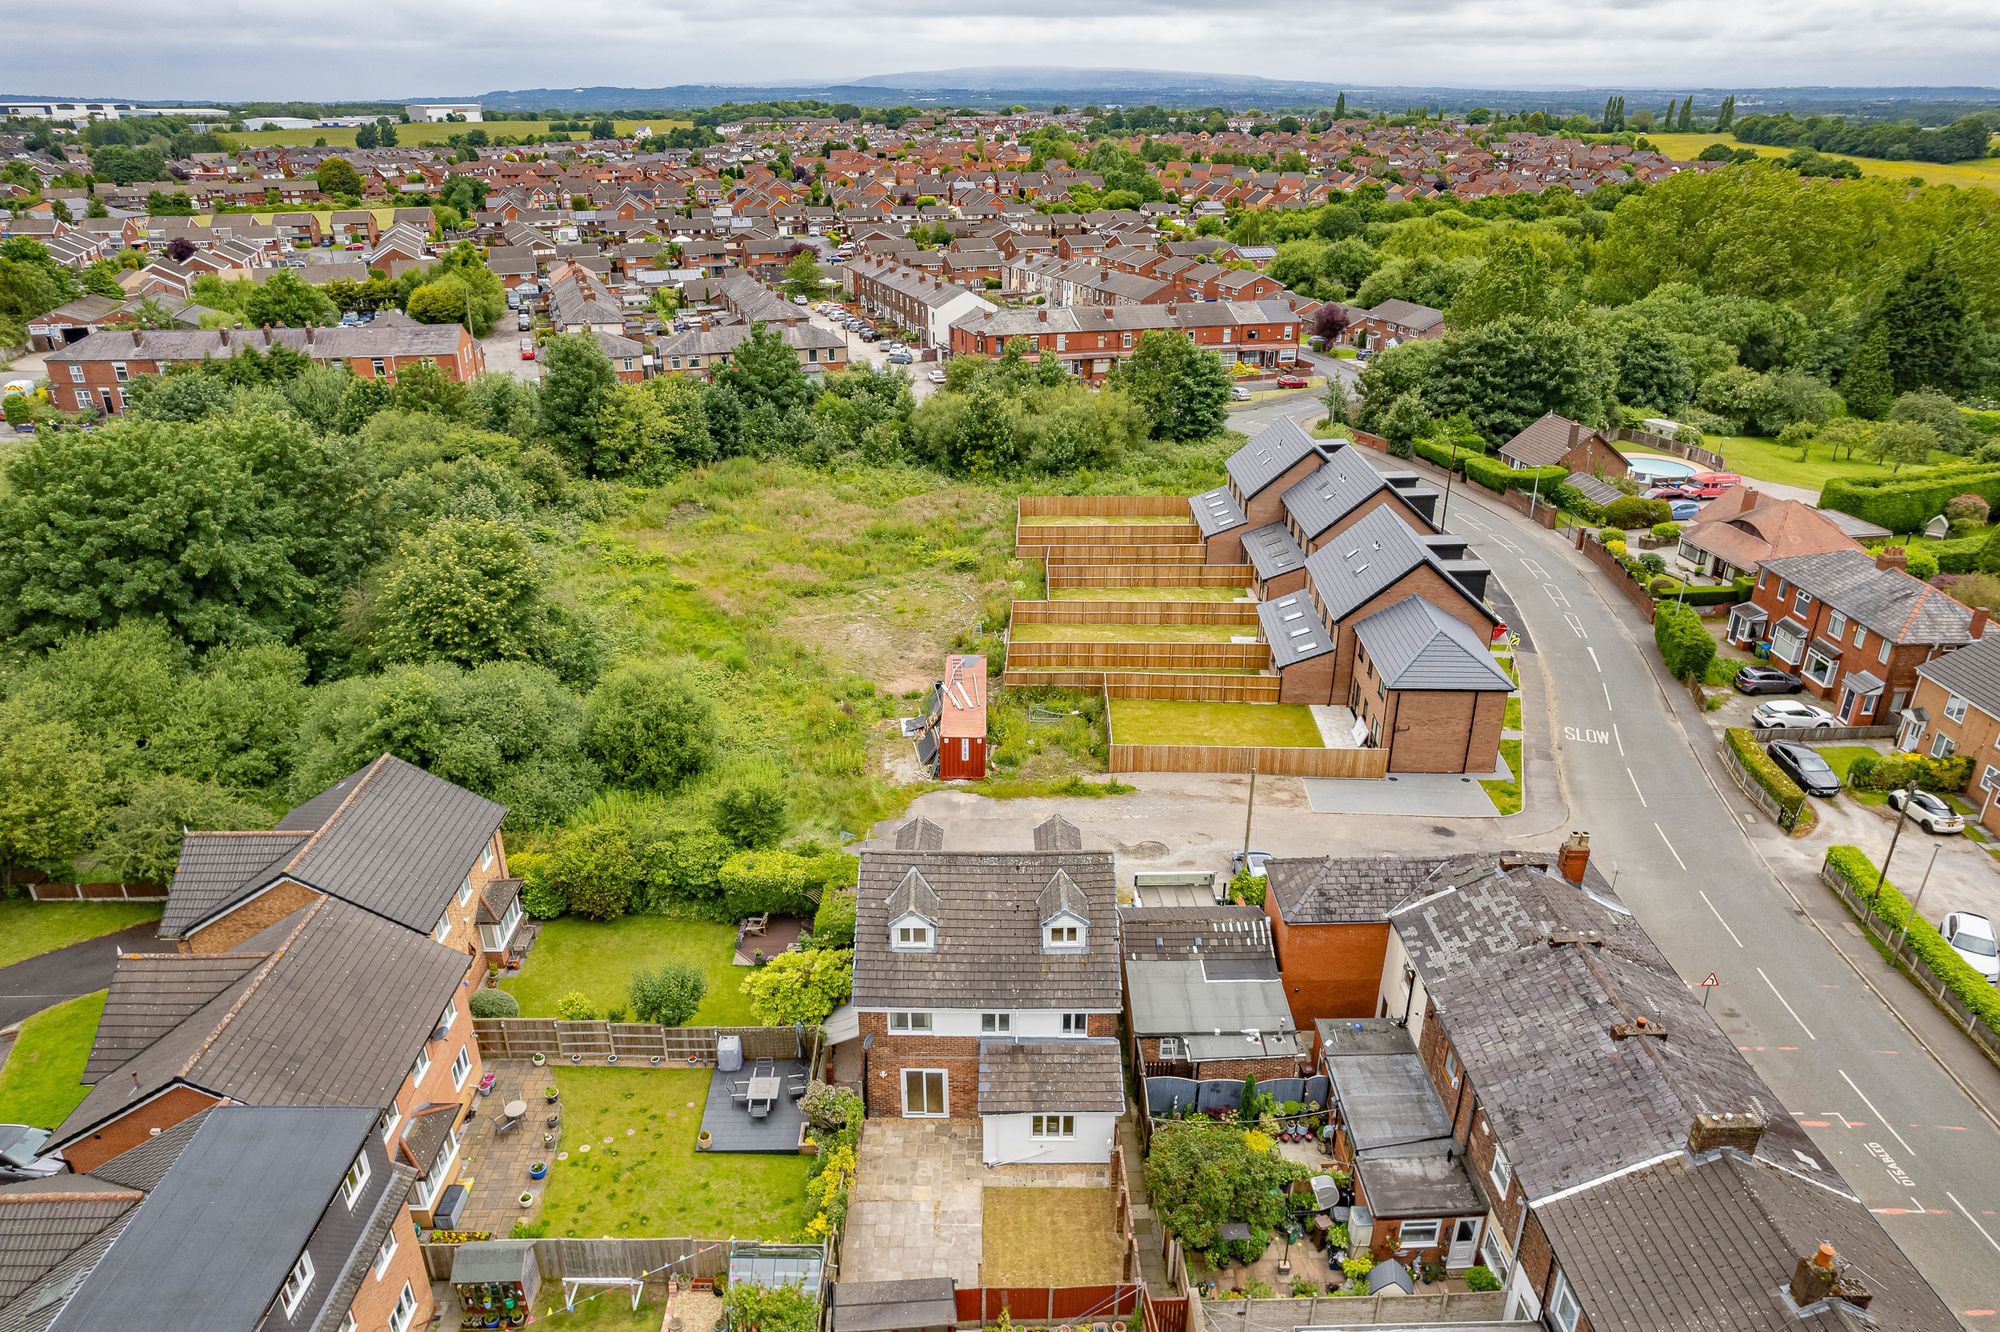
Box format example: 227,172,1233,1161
1482,740,1524,817
535,1068,813,1240
981,1187,1124,1286
0,991,105,1128
1504,697,1522,732
1011,623,1252,644
1109,699,1323,747
1706,435,1942,494
1050,586,1248,601
502,917,760,1026
1818,745,1890,805
0,902,162,971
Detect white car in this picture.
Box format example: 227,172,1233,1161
1888,787,1965,834
1940,912,2000,985
926,368,947,383
1751,698,1837,729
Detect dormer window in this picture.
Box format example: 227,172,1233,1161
1037,869,1089,953
892,921,933,951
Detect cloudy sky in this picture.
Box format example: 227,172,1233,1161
11,0,1997,100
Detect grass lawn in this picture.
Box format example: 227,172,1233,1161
1642,132,2000,191
0,901,161,971
221,118,679,149
534,1068,812,1240
502,1301,663,1332
1706,435,1943,494
0,991,105,1128
981,1187,1124,1286
1482,739,1523,817
1051,586,1248,601
502,917,761,1026
1011,623,1251,644
1818,745,1890,805
1109,698,1323,747
1504,696,1522,732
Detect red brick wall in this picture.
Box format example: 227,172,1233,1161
1328,567,1492,699
1262,909,1389,1026
62,1086,223,1174
342,1204,434,1331
1377,688,1505,775
854,1011,1116,1118
1749,576,1940,718
1277,651,1336,706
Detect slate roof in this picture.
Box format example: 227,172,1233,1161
1036,869,1088,923
1118,905,1272,961
1362,298,1443,332
84,951,266,1080
1241,523,1306,580
1351,596,1514,691
853,849,1119,1010
1265,848,1590,925
977,1038,1125,1114
1279,447,1412,541
1762,549,1975,645
1188,484,1248,537
1498,412,1617,468
0,1179,142,1304
1031,815,1082,852
478,876,521,926
156,832,306,937
1302,505,1495,627
1915,632,2000,716
891,817,947,852
1224,417,1320,499
1258,590,1334,667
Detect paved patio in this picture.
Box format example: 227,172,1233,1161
698,1059,809,1152
450,1060,563,1236
842,1121,983,1286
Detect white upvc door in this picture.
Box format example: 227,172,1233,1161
1447,1216,1480,1269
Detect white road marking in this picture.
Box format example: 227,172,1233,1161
1519,557,1549,579
1762,968,1818,1041
1543,584,1571,608
1587,646,1602,673
1947,1191,2000,1255
1654,822,1688,870
1565,613,1586,638
1627,768,1648,807
1841,1069,1915,1157
1698,890,1744,948
1604,681,1614,709
1611,723,1625,756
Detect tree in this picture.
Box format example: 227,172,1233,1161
1888,389,1978,455
1108,330,1231,441
1653,603,1716,679
590,118,615,141
1865,420,1938,472
314,156,363,198
0,237,77,346
1362,317,1612,443
1842,322,1894,420
405,280,471,326
376,119,399,147
1145,1120,1304,1257
1606,321,1696,413
586,664,718,790
589,375,715,479
354,122,379,150
0,708,112,882
243,270,337,327
1879,253,1972,396
536,332,618,468
629,961,707,1026
1447,236,1556,327
781,250,824,301
740,948,853,1025
97,775,270,884
719,323,815,416
711,770,788,848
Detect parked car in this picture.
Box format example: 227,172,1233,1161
1752,698,1837,729
1766,740,1843,797
1231,386,1252,401
793,295,810,306
1693,472,1744,489
0,1126,61,1184
1940,911,2000,984
519,338,536,361
1889,787,1965,834
1669,500,1702,522
1733,666,1805,696
1230,850,1274,879
1643,485,1694,500
885,350,913,364
927,368,947,383
517,312,531,331
1276,374,1309,389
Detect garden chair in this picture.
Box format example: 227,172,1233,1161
750,1101,772,1120
787,1075,808,1099
740,913,769,938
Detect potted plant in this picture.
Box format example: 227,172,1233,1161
530,1052,545,1067
529,1161,547,1180
697,1130,713,1151
518,1191,535,1208
544,1086,560,1104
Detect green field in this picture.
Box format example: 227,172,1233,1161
1644,132,2000,191
1108,698,1324,747
0,901,162,971
220,118,681,149
0,991,105,1129
501,916,762,1027
1702,434,1945,494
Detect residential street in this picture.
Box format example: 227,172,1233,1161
0,923,158,1030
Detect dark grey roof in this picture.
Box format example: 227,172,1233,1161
1224,417,1320,499
853,850,1119,1010
831,1278,959,1332
477,876,521,925
50,1107,376,1332
1189,485,1247,537
1031,815,1081,852
884,867,942,924
1314,1017,1415,1058
1265,852,1470,923
1915,633,2000,715
1762,549,1974,645
157,832,305,937
1258,590,1333,667
85,953,266,1080
1564,471,1622,507
1352,596,1513,691
1363,298,1443,332
308,1164,416,1332
86,1113,209,1193
1536,1150,1958,1331
1302,506,1494,627
1035,869,1088,923
1352,1141,1485,1220
1279,448,1404,541
1241,523,1306,579
1125,957,1291,1044
0,1179,142,1304
891,817,947,852
1325,1052,1453,1152
977,1038,1124,1114
1118,905,1272,961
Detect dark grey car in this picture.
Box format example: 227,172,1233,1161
1767,741,1842,797
1734,665,1804,695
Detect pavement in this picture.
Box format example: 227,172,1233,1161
0,923,161,1031
478,324,541,382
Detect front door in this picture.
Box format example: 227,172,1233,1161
901,1068,947,1118
1447,1216,1480,1269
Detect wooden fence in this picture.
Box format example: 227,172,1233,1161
1194,1291,1508,1330
1006,642,1271,672
1041,545,1213,567
1751,724,1898,743
1048,564,1253,590
954,1285,1144,1324
470,1019,814,1066
1011,600,1259,626
1005,669,1283,703
1018,523,1203,553
1110,744,1390,778
420,1236,812,1289
1610,426,1728,471
24,881,167,901
1020,496,1191,519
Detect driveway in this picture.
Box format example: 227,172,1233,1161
0,922,159,1030
843,1120,983,1285
806,307,938,402
478,326,540,382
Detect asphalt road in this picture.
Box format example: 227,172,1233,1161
0,923,159,1030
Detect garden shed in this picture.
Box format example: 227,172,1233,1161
450,1240,542,1325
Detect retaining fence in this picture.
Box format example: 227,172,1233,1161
1007,642,1271,672
954,1285,1143,1324
1195,1292,1508,1330
1110,744,1389,778
1610,427,1727,472
1011,601,1260,626
1751,724,1898,743
24,881,168,901
1718,741,1802,833
1041,545,1213,567
1001,671,1283,703
470,1019,814,1066
1018,524,1204,554
1020,496,1191,519
1819,857,2000,1070
1048,565,1254,590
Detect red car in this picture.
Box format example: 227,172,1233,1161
1276,374,1310,389
519,338,537,361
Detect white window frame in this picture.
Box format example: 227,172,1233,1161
1031,1113,1076,1140
892,923,932,951
1547,1271,1581,1332
1826,611,1847,639
450,1045,472,1092
436,1001,455,1039
373,1231,398,1279
411,1047,431,1085
430,913,450,944
1489,1141,1513,1197
1802,650,1837,688
1946,694,1969,723
981,1012,1011,1034
1157,1036,1181,1060
340,1152,370,1208
1879,638,1892,664
1397,1218,1441,1248
889,1010,933,1033
1853,625,1866,649
1794,590,1814,614
481,843,496,871
68,363,85,383
1061,1012,1089,1035
1932,733,1956,760
901,1067,948,1118
341,1315,358,1332
380,1101,402,1146
1045,923,1082,948
1444,1047,1460,1088
458,874,474,906
389,1281,418,1332
281,1252,316,1316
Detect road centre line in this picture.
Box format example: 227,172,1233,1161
1758,967,1817,1040
1948,1192,2000,1256
1697,890,1744,947
1654,823,1688,870
1587,646,1602,672
1627,768,1648,807
1604,682,1614,709
1840,1069,1914,1157
1611,723,1625,756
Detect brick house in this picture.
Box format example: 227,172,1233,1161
1349,595,1514,774
1336,298,1444,350
947,300,1298,384
827,817,1124,1166
844,259,997,351
1675,487,1859,582
1732,549,1982,723
1900,634,2000,832
656,319,848,376
1496,412,1630,480
1,1105,435,1332
1118,905,1303,1080
1189,417,1330,564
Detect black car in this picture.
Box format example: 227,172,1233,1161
1767,740,1842,797
1734,665,1805,696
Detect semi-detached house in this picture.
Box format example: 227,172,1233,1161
1901,633,2000,832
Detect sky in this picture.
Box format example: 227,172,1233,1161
9,0,1999,100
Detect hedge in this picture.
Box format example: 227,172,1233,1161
1823,845,2000,1039
1819,465,2000,533
1462,456,1567,496
1673,578,1755,606
1724,727,1815,833
718,849,859,921
1412,438,1468,474
1845,751,1974,794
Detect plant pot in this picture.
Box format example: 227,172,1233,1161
606,1054,618,1064
697,1131,713,1151
529,1161,547,1179
650,1055,662,1066
518,1192,535,1208
531,1053,545,1067
569,1053,581,1064
545,1088,559,1103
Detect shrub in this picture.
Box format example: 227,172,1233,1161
1846,752,1973,794
1823,845,2000,1040
1905,546,1940,580
1636,552,1667,576
719,848,858,921
1464,1266,1502,1293
517,852,568,919
1724,728,1812,832
469,987,521,1018
1820,465,2000,533
1226,866,1266,907
799,1081,864,1135
555,991,596,1020
545,823,645,921
1461,456,1565,497
1606,539,1628,558
586,664,718,791
1945,493,1991,527
711,771,789,848
740,948,853,1025
1651,521,1682,541
1653,602,1715,679
628,961,707,1025
1649,576,1677,595
811,889,858,949
641,823,734,908
1600,495,1663,529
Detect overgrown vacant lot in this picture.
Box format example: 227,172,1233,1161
1109,699,1325,748
982,1186,1125,1286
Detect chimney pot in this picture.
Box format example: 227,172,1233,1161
1556,830,1590,885
1688,1110,1767,1158
1875,547,1909,573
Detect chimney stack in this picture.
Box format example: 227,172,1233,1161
1972,608,1992,639
1556,830,1590,885
1037,308,1047,323
1688,1110,1766,1157
1875,547,1909,573
1567,417,1582,450
1790,1245,1838,1308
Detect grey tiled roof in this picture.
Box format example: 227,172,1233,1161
84,952,266,1080
977,1038,1125,1114
1118,905,1272,961
1352,596,1514,691
1189,485,1247,537
891,816,946,852
0,1179,142,1304
1762,549,1974,645
1036,869,1088,923
1224,417,1320,499
1032,815,1082,851
86,1113,209,1193
853,849,1120,1010
1499,412,1611,467
1915,633,2000,715
1258,590,1333,667
477,877,521,925
884,867,941,924
1265,849,1578,925
1241,523,1306,579
157,832,305,937
1302,505,1494,627
1279,448,1399,541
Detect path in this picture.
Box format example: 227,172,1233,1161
0,923,159,1031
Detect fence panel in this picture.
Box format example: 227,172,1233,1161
1018,524,1203,552
1006,643,1270,673
1751,724,1898,743
421,1236,749,1288
1004,670,1283,704
470,1019,814,1066
1048,565,1253,590
1610,427,1728,471
1010,601,1259,626
1041,546,1212,567
1110,745,1389,778
24,881,168,900
1019,496,1191,519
